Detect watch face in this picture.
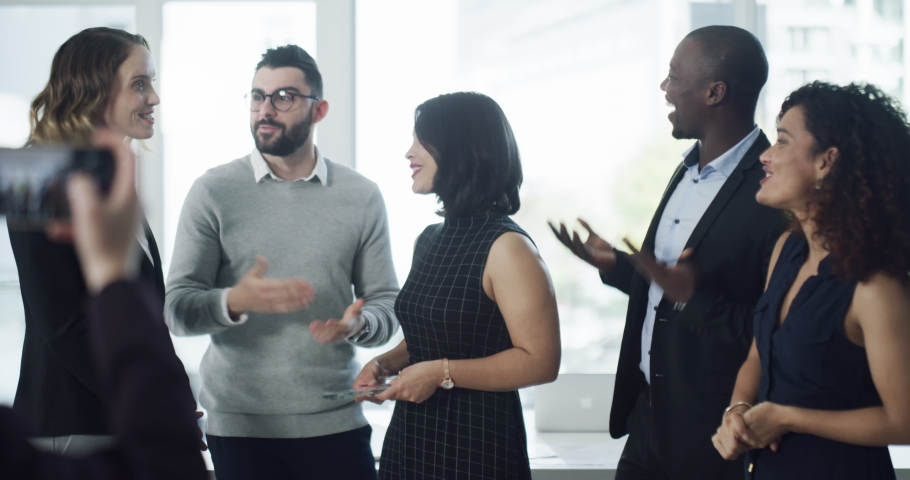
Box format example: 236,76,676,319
441,380,455,389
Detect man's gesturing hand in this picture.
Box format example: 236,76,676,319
309,298,366,344
623,239,697,304
549,218,617,274
226,255,315,317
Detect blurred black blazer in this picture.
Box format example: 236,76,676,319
8,220,164,437
0,280,205,479
603,132,786,479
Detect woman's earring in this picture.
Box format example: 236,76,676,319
815,177,824,190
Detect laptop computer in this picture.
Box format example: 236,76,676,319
534,373,614,432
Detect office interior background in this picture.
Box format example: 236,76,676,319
0,0,905,416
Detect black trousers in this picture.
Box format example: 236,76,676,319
208,425,377,480
616,388,669,480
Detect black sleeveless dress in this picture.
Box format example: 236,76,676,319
379,213,532,480
746,232,894,479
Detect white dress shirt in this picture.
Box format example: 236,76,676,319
640,126,760,383
249,147,328,186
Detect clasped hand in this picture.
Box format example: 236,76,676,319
713,402,788,460
352,360,442,405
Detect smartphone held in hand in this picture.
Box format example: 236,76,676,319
323,383,393,401
0,147,115,228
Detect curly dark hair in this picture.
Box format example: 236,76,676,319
779,81,910,281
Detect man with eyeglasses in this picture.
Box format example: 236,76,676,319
165,45,399,480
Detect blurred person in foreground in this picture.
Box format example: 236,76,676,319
712,82,910,479
9,27,179,457
0,130,206,479
354,91,561,480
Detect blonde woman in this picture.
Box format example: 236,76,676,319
9,27,178,457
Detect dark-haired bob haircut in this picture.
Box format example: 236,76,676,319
778,81,910,281
414,92,522,218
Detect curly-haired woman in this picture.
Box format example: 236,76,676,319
10,27,171,457
711,81,910,479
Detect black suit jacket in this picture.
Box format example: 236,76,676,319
0,281,205,480
604,132,785,479
8,219,164,437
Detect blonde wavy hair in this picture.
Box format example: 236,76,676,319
27,27,150,147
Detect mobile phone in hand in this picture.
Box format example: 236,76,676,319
0,147,115,228
323,383,393,401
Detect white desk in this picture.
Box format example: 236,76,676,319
364,406,910,480
202,407,910,479
524,410,625,479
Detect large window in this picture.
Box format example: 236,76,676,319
356,0,713,374
0,0,908,418
353,0,910,378
760,0,906,123
160,1,317,270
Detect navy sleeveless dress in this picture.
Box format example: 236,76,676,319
745,232,894,479
379,213,532,480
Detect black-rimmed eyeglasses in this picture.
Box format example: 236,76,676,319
244,89,320,112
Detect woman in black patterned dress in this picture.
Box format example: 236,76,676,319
354,91,561,479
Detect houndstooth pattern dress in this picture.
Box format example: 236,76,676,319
378,213,532,480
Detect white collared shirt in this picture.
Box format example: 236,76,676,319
249,147,328,185
132,150,153,265
136,227,152,265
640,126,760,383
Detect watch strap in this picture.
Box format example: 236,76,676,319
441,358,454,389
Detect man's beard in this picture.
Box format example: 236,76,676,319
252,108,313,156
671,125,693,140
669,111,695,140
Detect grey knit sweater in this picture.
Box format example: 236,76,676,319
165,151,399,438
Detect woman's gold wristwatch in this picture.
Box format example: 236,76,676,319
441,358,455,389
